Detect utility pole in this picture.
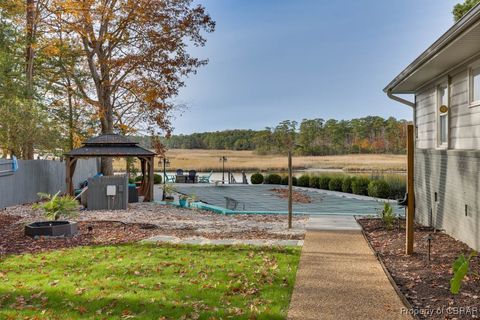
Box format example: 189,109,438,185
288,150,293,229
220,156,227,184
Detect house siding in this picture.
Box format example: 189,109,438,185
414,62,480,250
415,149,480,250
415,88,436,149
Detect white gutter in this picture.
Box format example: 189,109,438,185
387,90,415,108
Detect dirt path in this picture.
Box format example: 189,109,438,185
287,230,411,320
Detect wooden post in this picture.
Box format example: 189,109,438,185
406,124,415,255
288,150,293,229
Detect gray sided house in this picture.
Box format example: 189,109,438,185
385,4,480,250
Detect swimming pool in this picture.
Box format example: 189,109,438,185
159,184,403,216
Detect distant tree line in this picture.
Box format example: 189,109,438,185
161,116,411,155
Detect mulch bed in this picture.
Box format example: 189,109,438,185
357,218,480,320
0,213,303,257
270,188,311,203
0,214,159,256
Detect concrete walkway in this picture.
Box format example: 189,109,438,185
288,216,411,320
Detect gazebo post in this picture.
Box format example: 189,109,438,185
146,156,154,202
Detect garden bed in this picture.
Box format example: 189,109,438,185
1,203,306,256
357,218,480,320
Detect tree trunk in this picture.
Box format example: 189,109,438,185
99,86,114,176
24,0,35,159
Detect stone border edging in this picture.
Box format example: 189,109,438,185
354,216,419,320
142,235,304,247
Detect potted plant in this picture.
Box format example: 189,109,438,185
163,183,176,202
179,195,188,208
26,192,79,237
187,194,197,207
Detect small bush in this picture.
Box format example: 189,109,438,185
154,174,162,185
379,202,396,230
351,177,370,195
134,174,162,184
318,175,331,190
34,192,78,221
384,175,406,199
328,177,343,192
281,175,298,186
265,173,282,185
250,173,264,184
309,176,320,188
297,175,310,187
368,179,391,199
342,176,353,193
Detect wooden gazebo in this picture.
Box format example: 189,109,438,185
64,134,156,201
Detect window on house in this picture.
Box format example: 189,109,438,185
471,67,480,105
438,85,448,147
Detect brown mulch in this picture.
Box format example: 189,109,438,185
270,188,311,203
0,214,159,256
357,218,480,320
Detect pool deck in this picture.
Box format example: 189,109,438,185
288,217,411,320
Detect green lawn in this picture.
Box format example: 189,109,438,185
0,243,301,319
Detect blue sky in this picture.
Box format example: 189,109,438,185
172,0,459,134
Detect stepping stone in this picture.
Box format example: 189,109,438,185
143,235,178,243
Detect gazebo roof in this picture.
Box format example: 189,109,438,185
65,134,156,157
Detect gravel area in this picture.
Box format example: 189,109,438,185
1,202,307,241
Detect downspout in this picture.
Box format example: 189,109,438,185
386,90,415,108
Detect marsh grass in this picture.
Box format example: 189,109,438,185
0,243,300,319
113,149,406,173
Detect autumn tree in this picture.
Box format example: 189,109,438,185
453,0,480,21
47,0,215,174
0,1,60,158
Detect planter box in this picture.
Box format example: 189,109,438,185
25,221,78,237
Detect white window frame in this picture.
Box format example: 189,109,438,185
436,83,449,148
469,61,480,108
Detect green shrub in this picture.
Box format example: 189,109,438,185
309,176,320,188
368,179,391,199
450,252,478,294
292,176,298,186
34,192,78,221
281,175,298,186
328,177,343,191
297,175,310,187
250,173,264,184
128,178,135,184
384,175,406,199
134,174,162,184
265,173,282,185
318,175,331,189
351,177,370,195
379,202,396,230
342,176,353,193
